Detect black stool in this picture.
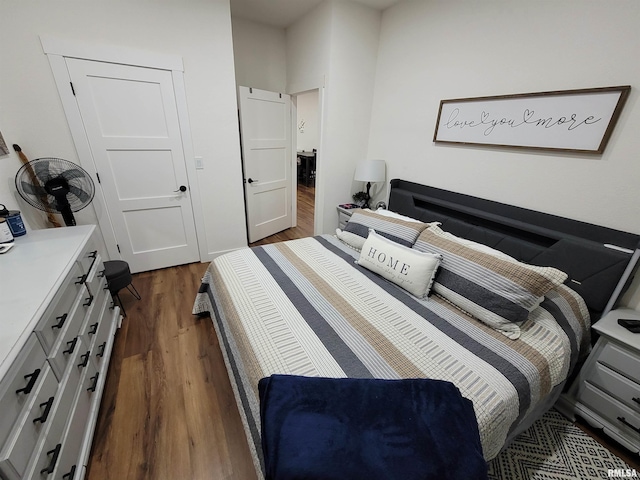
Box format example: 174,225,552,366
104,260,141,317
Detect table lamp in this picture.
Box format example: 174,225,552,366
354,159,386,209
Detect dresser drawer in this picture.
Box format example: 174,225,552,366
338,211,351,229
48,292,91,381
87,293,115,372
50,340,91,451
52,383,92,480
599,342,640,384
22,339,89,480
0,364,57,480
581,382,640,442
0,335,47,446
35,263,85,355
80,277,108,347
84,255,105,295
587,362,640,412
52,360,98,480
77,237,100,276
49,360,100,480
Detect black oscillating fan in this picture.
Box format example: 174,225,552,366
15,157,95,226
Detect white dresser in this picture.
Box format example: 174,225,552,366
0,225,120,480
568,308,640,454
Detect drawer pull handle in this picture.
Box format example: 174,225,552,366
88,322,99,335
617,416,640,435
16,368,41,395
87,372,100,393
88,250,98,259
75,274,87,285
633,397,640,407
40,443,62,475
63,337,78,355
98,269,105,278
83,295,94,308
52,313,68,330
78,351,90,368
62,465,76,480
33,396,55,424
96,342,106,358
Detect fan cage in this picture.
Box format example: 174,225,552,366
15,157,95,213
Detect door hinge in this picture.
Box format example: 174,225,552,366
96,172,101,183
70,82,76,96
116,244,121,253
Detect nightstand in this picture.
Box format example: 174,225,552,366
337,205,356,229
571,308,640,453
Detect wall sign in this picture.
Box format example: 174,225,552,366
433,86,630,153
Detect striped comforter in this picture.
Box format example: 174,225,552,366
193,235,590,474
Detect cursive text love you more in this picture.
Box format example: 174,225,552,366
445,108,601,137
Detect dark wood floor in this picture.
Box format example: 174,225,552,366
87,182,640,479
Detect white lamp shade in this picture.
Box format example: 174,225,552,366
354,159,386,183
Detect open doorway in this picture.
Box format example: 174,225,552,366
248,88,319,247
294,89,318,238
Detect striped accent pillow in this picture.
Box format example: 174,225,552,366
413,229,567,339
337,209,429,251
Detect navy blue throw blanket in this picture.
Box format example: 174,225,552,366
258,375,488,480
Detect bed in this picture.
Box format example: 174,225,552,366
193,179,640,478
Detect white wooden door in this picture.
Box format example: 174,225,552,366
65,58,199,273
238,87,292,243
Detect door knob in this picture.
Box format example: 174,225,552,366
247,178,258,184
174,185,187,192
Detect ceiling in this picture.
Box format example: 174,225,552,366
230,0,401,28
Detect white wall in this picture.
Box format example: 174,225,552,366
231,17,287,92
369,0,640,232
287,0,381,234
0,0,247,258
286,1,333,96
367,0,640,307
325,1,382,214
296,90,319,152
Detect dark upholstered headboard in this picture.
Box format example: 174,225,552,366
388,179,640,320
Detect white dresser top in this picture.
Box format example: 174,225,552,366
0,225,95,378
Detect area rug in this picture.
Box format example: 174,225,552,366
487,409,633,479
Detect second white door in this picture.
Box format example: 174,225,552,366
66,58,199,273
238,87,293,244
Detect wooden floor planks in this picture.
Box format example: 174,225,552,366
87,262,257,480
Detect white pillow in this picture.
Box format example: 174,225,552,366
336,228,366,251
357,230,442,298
